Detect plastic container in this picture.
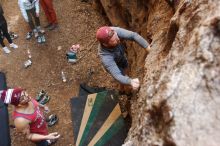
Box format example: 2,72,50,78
27,49,32,59
61,71,67,82
24,59,32,68
66,51,77,63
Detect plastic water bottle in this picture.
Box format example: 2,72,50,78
24,59,32,68
61,71,67,82
27,49,32,59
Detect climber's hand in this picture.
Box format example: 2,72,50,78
130,78,140,90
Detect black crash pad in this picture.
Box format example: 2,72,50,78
0,72,11,146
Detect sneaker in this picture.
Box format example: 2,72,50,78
2,47,11,54
34,31,39,38
9,32,18,40
41,35,46,43
37,36,42,44
39,29,45,34
26,31,33,40
39,95,50,105
47,114,58,127
36,26,45,34
36,90,47,101
48,24,58,31
9,43,18,49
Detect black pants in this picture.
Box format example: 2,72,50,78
0,22,12,47
26,8,40,30
35,140,48,146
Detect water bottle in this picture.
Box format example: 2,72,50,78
27,49,32,59
24,59,32,68
61,71,67,82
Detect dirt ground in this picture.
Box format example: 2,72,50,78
0,0,119,146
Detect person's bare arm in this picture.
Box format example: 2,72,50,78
14,118,60,142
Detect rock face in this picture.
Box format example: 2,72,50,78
94,0,220,146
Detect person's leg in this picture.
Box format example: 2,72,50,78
1,23,12,44
0,30,5,47
26,8,39,38
1,22,18,49
28,8,40,37
45,0,57,24
31,8,41,27
40,0,53,24
26,9,35,30
31,8,45,34
0,28,11,54
44,0,58,30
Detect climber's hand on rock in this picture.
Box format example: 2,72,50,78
130,78,140,90
146,45,151,52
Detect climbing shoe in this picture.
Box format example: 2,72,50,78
26,31,33,40
41,35,46,43
39,95,50,105
36,90,47,102
9,32,18,40
37,36,42,44
47,114,58,127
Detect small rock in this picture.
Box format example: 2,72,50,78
122,140,134,146
57,46,62,51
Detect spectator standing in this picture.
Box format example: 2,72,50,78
0,4,18,54
40,0,58,30
18,0,45,40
